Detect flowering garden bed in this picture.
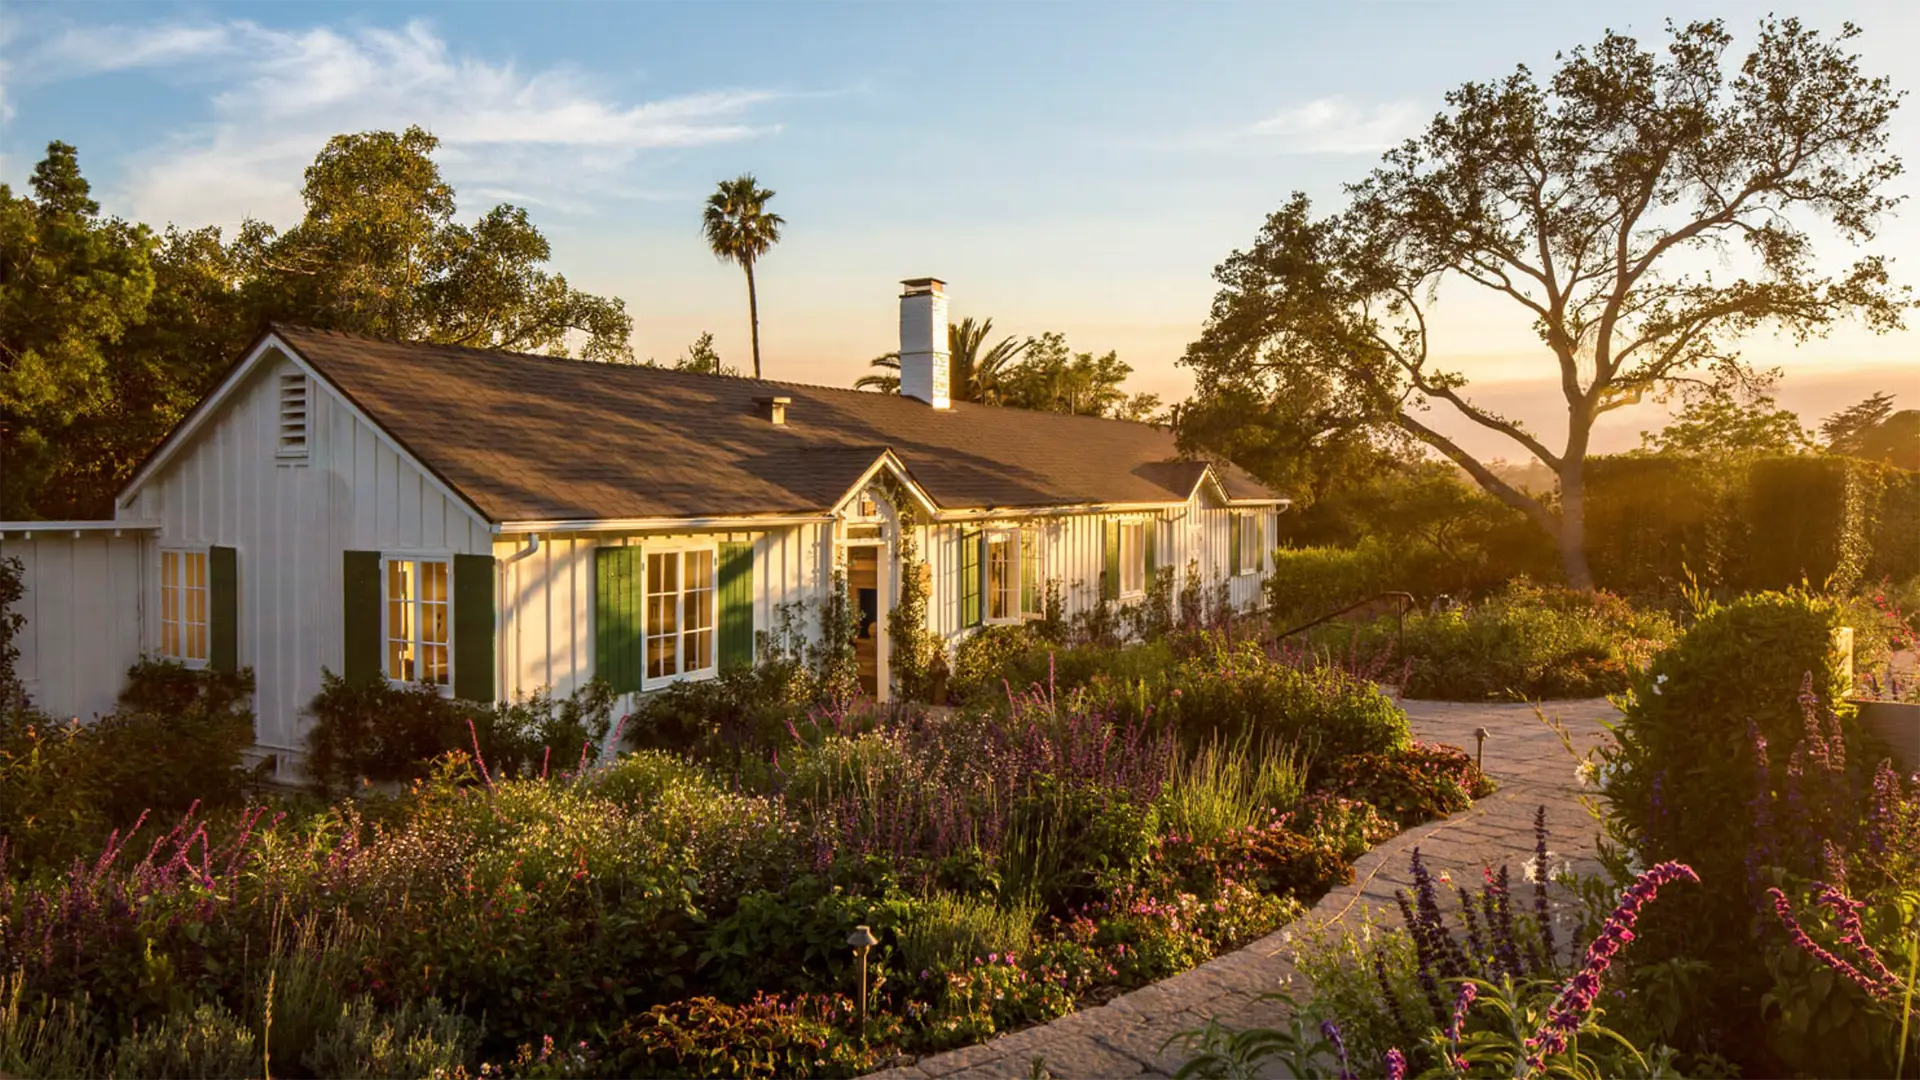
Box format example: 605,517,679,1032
1177,589,1920,1078
0,634,1494,1079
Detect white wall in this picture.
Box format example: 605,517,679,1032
921,492,1276,646
121,350,493,754
495,523,830,713
0,530,148,722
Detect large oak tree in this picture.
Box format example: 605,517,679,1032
1180,18,1907,587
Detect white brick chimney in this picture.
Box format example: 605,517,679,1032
898,277,950,408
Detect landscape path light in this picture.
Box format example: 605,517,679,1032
1474,726,1489,772
848,924,879,1021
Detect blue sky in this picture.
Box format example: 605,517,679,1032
3,1,1917,455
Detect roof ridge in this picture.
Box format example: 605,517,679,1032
267,322,1172,431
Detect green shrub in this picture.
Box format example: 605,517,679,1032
0,556,29,716
92,660,257,822
1586,454,1745,596
303,995,478,1080
0,661,255,872
948,625,1040,702
1386,581,1675,700
1003,777,1157,912
1745,456,1896,594
303,674,613,793
1314,744,1494,827
1595,589,1862,1047
895,892,1039,977
1122,641,1411,761
603,993,902,1079
697,875,913,1000
1266,539,1400,620
0,972,106,1079
1156,737,1304,849
1867,468,1920,582
623,662,810,763
111,1001,259,1080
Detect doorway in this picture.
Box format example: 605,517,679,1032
848,545,881,698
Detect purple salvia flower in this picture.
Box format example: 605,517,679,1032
1384,1048,1407,1080
1447,979,1477,1042
1320,1018,1353,1080
1525,860,1698,1069
1372,946,1409,1037
1768,885,1891,1000
1532,806,1556,970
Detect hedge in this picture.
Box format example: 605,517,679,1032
1584,453,1914,595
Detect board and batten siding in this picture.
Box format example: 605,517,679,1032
494,523,829,710
922,494,1275,644
0,531,148,722
120,351,493,752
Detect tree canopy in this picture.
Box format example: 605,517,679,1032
0,130,633,519
1821,390,1920,469
854,323,1162,422
1178,17,1907,587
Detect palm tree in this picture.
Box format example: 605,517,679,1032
948,317,1028,404
856,319,1029,400
855,351,900,393
701,175,784,379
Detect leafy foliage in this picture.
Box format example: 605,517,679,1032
702,174,784,379
1178,18,1907,586
2,130,632,519
302,672,614,794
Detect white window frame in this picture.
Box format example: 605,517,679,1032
984,529,1022,625
1238,512,1265,577
1118,521,1147,598
382,555,454,693
643,543,719,689
159,547,211,667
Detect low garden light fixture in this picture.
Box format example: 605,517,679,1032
1474,726,1489,772
848,924,879,1020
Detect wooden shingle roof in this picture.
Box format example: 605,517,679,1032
271,324,1284,524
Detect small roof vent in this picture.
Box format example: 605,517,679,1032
277,372,310,459
754,395,792,425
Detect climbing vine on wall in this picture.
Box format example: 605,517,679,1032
887,507,939,702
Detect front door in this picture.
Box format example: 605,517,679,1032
849,545,880,698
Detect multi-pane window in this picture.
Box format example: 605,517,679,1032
1239,513,1264,575
1119,522,1146,595
386,559,450,686
647,549,715,681
160,549,209,663
986,532,1017,622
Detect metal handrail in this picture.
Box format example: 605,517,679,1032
1273,590,1417,655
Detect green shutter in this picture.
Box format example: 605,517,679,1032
961,530,982,627
1102,519,1120,601
718,540,755,670
453,554,496,702
1144,521,1158,583
1229,512,1242,576
595,547,644,695
208,546,238,673
1019,528,1040,617
342,550,382,685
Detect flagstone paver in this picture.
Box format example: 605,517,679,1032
866,697,1617,1080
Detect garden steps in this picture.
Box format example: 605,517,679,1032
866,697,1616,1080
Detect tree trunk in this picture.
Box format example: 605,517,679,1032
1557,457,1596,590
745,261,762,380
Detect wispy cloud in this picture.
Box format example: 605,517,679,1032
1146,96,1424,155
10,16,786,226
1244,97,1423,154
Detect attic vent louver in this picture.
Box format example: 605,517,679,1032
277,373,310,459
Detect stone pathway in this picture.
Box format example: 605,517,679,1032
868,697,1617,1080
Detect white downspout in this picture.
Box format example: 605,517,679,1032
498,534,541,711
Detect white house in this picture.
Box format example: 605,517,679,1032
0,278,1287,776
